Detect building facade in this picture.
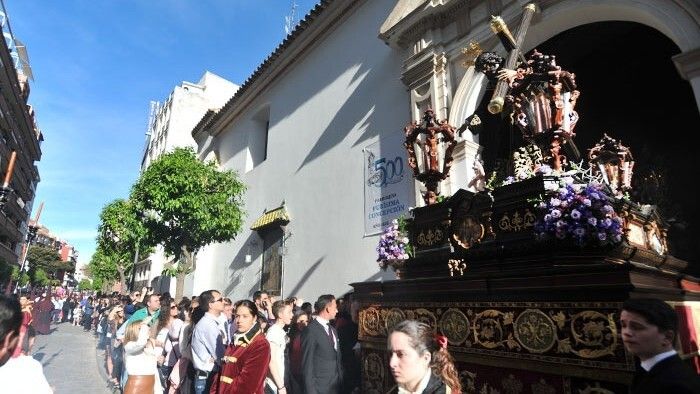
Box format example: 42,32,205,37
189,0,700,301
32,224,78,285
0,4,42,269
139,71,239,293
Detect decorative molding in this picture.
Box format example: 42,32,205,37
673,47,700,80
358,301,630,371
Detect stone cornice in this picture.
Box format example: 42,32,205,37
380,0,472,49
192,0,364,139
673,46,700,80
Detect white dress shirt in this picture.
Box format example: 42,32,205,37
315,316,337,350
398,369,432,394
641,349,677,371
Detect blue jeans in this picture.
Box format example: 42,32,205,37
193,374,210,394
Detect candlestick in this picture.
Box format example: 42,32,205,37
3,151,17,188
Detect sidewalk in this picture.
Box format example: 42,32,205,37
32,322,112,394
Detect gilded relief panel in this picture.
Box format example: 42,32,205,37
358,301,631,371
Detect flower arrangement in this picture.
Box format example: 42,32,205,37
533,178,624,246
376,216,413,270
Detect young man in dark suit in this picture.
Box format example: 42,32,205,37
621,298,700,394
302,294,343,394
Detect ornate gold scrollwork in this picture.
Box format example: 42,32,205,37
569,311,618,358
363,353,385,393
473,309,519,350
447,259,467,277
416,227,446,246
405,308,437,329
523,209,536,227
360,307,383,337
514,309,557,353
438,308,470,345
384,308,406,334
499,209,536,232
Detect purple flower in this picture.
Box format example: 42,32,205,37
571,209,581,220
583,198,591,207
588,217,597,226
551,209,561,219
597,233,607,241
574,228,586,237
551,198,561,207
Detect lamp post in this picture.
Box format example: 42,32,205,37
13,222,39,294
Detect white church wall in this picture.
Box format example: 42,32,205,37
195,0,410,301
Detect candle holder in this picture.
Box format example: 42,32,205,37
404,109,457,205
0,185,11,212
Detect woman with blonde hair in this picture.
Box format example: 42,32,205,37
387,320,461,394
123,315,162,394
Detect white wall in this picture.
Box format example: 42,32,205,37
193,1,409,301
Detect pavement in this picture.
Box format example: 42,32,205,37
32,322,114,394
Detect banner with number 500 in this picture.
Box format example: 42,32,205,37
363,134,413,235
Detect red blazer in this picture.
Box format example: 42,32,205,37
211,327,271,394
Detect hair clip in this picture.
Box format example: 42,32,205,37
435,334,448,350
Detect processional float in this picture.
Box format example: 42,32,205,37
353,4,699,393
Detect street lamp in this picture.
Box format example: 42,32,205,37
13,222,39,294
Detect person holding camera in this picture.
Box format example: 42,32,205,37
253,291,275,324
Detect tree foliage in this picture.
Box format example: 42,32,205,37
78,278,93,291
34,268,50,287
27,245,64,272
130,147,246,298
94,198,151,293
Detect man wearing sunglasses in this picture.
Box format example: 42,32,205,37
191,290,226,394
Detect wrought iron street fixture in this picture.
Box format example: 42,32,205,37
0,151,17,212
14,222,39,293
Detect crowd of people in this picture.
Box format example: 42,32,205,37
0,289,698,394
8,287,366,394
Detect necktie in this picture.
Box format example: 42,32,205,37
327,323,336,350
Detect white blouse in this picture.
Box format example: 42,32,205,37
123,324,163,393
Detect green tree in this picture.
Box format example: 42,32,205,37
95,199,150,294
34,268,50,287
131,147,246,299
78,278,93,291
26,245,65,284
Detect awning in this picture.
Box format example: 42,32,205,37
250,205,290,231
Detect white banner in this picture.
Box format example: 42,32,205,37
363,133,412,235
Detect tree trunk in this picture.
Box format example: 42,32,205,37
117,265,126,295
174,246,194,300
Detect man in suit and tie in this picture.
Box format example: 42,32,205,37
620,298,700,394
302,294,343,394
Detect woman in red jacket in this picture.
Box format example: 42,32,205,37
211,299,270,394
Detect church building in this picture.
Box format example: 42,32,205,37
187,0,700,305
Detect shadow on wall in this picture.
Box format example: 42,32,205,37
294,52,407,174
223,232,262,297
286,256,325,298
294,63,374,173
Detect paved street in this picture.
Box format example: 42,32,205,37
33,322,112,394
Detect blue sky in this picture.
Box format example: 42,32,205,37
7,0,318,266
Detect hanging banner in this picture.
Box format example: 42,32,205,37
364,133,412,235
